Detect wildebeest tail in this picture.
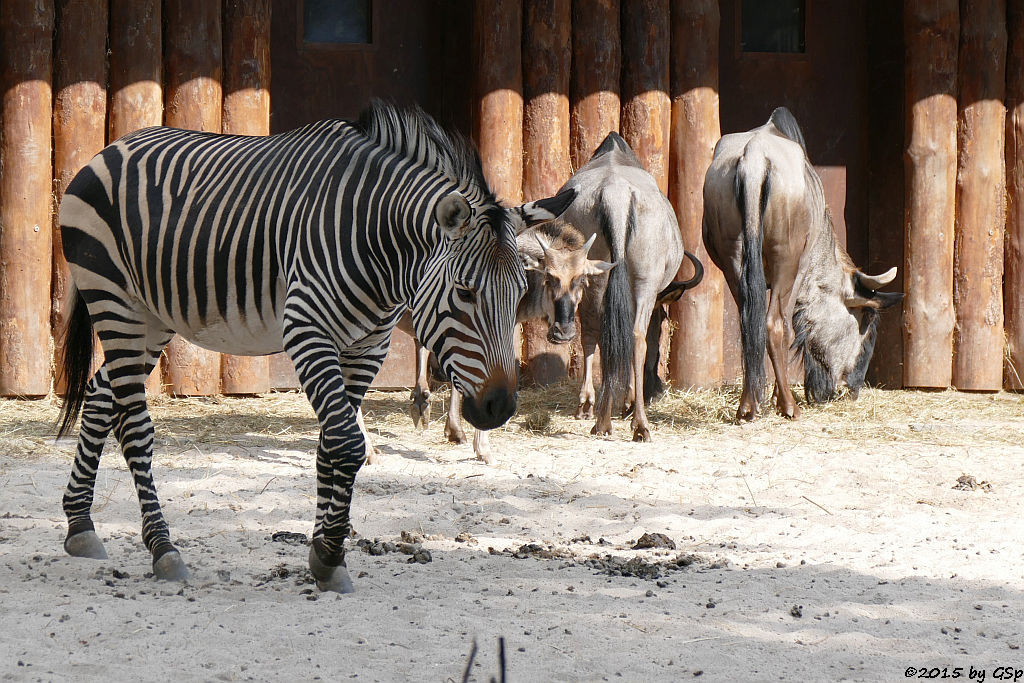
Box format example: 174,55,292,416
56,287,94,439
735,156,770,408
598,190,635,403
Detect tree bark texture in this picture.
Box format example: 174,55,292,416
221,0,271,395
162,0,223,395
620,0,671,194
0,0,54,397
953,0,1006,391
52,0,108,394
522,0,574,384
903,0,959,389
668,0,723,389
570,0,619,171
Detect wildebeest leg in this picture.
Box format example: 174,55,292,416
409,342,432,429
473,429,493,465
726,274,762,422
356,407,379,465
577,325,599,420
630,299,656,442
766,290,801,419
445,389,468,444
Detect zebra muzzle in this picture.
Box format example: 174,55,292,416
461,369,517,430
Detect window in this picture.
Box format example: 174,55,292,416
741,0,805,54
302,0,372,46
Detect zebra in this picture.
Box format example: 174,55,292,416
55,101,575,593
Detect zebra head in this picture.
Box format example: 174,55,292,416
412,188,576,431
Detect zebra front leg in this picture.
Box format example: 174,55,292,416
63,368,115,560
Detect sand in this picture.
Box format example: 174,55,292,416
1,384,1023,682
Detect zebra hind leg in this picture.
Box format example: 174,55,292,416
63,367,116,560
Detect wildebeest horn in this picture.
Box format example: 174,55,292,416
655,251,705,304
534,233,550,256
583,232,597,255
857,266,898,290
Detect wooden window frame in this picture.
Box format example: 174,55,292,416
297,0,379,53
735,0,811,63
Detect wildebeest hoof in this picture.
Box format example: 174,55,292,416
736,406,758,422
780,403,801,420
308,546,354,594
445,425,466,444
153,551,190,582
632,426,651,442
576,401,594,420
590,422,612,436
476,449,495,466
409,395,431,429
64,530,108,559
364,445,380,466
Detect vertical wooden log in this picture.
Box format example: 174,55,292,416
53,0,108,394
668,0,723,389
221,0,271,395
619,0,671,194
522,0,573,384
0,1,54,397
1006,0,1024,389
903,0,959,389
162,0,223,396
570,0,620,170
109,0,164,394
475,0,523,205
953,0,1006,391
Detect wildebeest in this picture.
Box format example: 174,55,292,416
406,219,614,463
702,107,903,421
559,133,704,442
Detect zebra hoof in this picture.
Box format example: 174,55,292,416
153,551,190,582
64,530,108,560
308,546,355,594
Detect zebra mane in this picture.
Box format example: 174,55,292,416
356,100,495,204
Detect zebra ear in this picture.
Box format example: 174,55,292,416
435,191,473,240
514,188,576,233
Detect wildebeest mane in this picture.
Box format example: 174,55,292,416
768,107,809,156
591,132,643,168
356,100,496,206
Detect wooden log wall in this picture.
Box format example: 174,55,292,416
953,0,1006,391
521,0,574,384
668,0,723,388
0,1,54,397
53,0,108,394
569,0,620,170
161,0,224,396
903,0,958,389
109,0,163,394
1008,0,1024,389
221,0,272,395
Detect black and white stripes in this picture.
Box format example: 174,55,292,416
56,101,575,591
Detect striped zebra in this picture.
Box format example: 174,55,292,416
56,101,574,592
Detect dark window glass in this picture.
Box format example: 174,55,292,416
741,0,805,53
303,0,372,45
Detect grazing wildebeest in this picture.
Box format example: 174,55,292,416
702,107,903,421
405,219,614,464
559,133,704,442
55,101,574,592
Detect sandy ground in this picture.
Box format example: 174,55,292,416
1,384,1023,682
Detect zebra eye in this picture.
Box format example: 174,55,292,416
454,284,477,305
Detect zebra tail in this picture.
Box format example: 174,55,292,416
598,192,636,404
736,158,770,408
56,287,94,439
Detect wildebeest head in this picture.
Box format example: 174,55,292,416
792,221,904,403
518,220,614,344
